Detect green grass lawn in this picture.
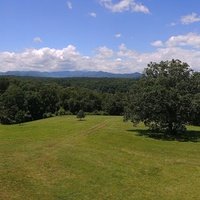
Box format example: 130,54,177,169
0,116,200,200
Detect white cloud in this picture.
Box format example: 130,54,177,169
0,45,81,72
99,0,150,14
89,12,97,17
1,33,200,73
115,33,122,38
151,40,163,47
67,1,72,10
33,37,42,43
96,46,114,58
181,13,200,25
166,33,200,48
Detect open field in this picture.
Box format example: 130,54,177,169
1,116,200,200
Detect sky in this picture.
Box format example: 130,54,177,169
0,0,200,73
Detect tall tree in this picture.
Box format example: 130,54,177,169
125,59,200,134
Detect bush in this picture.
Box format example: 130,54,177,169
65,111,73,115
77,110,85,120
43,112,55,118
57,107,66,116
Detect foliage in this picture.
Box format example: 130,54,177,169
76,110,85,120
0,77,9,94
43,112,55,118
55,77,137,93
125,59,200,134
57,107,66,116
0,77,128,124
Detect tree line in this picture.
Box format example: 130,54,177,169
0,77,134,124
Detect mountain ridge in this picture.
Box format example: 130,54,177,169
0,70,142,78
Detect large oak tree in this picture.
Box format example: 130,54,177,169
125,59,200,134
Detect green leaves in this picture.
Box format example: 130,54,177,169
126,59,200,134
77,110,85,120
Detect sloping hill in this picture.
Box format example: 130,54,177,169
0,116,200,200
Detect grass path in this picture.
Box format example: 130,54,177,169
81,119,109,134
0,116,200,200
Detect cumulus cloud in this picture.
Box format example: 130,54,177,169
1,33,200,73
99,0,150,14
67,1,72,10
33,37,43,43
181,13,200,25
0,45,81,72
89,12,97,17
96,46,114,58
166,33,200,48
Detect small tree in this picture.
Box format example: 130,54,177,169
77,110,85,121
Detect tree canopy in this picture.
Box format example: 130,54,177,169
125,59,200,134
0,77,130,124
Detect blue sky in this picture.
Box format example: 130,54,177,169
0,0,200,73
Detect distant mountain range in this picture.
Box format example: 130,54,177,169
0,70,142,78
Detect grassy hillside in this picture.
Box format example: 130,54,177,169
1,116,200,200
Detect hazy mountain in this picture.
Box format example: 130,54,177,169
0,70,142,78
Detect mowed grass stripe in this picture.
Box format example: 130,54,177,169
0,116,200,200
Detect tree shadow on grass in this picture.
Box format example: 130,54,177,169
127,128,200,142
77,119,87,121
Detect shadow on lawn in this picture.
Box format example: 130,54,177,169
77,119,87,121
127,128,200,142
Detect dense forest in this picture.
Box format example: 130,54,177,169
0,76,137,124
